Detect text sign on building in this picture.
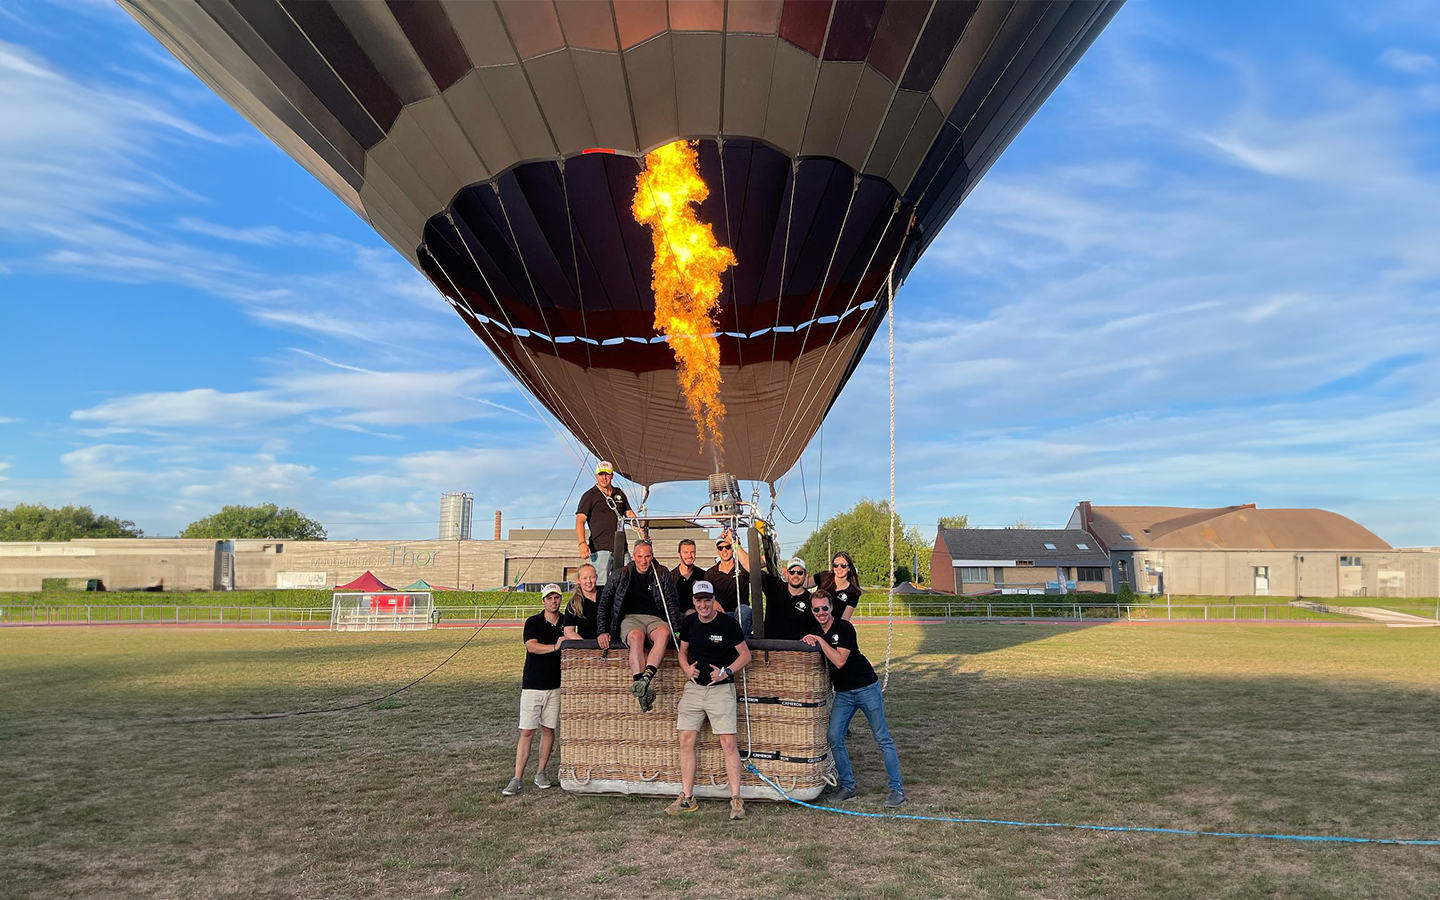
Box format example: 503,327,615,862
277,571,328,589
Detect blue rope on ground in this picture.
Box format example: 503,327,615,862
744,765,1440,846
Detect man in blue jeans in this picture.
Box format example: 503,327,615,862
802,589,905,807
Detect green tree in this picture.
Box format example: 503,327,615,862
180,503,326,540
795,498,932,587
0,503,144,541
937,514,969,530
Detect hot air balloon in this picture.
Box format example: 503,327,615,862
120,0,1122,487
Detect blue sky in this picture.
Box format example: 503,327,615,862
3,0,1440,552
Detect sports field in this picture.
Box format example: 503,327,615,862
3,622,1438,899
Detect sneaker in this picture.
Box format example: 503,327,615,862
884,789,907,809
534,771,553,790
631,675,652,711
729,797,746,821
829,786,856,804
664,794,699,816
502,777,523,797
642,677,658,711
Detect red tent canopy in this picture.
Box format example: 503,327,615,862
334,571,393,592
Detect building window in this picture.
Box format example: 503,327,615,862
958,567,989,582
1015,560,1033,566
1076,543,1090,550
1077,567,1106,582
994,567,1005,584
1043,543,1057,550
1340,556,1361,567
1121,533,1134,540
275,543,284,554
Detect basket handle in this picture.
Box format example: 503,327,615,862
640,769,661,782
573,768,592,785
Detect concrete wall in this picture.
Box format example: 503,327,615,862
1141,548,1440,598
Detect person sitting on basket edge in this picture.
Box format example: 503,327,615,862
668,579,752,820
803,589,906,808
597,539,684,712
504,583,568,796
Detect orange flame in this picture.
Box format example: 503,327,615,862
632,140,737,460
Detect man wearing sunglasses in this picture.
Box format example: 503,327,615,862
704,529,752,635
802,590,906,808
756,556,815,641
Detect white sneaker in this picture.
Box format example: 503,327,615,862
534,771,553,789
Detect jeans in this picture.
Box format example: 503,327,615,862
729,604,753,635
828,681,903,793
589,549,614,586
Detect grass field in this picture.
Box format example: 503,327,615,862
4,622,1440,899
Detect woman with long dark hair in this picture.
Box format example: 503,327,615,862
816,551,862,621
563,563,600,640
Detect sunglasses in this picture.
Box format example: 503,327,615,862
832,562,849,569
812,605,831,613
716,544,732,551
787,568,805,575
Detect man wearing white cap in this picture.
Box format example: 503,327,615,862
575,461,635,587
761,556,816,641
667,580,752,820
504,584,568,796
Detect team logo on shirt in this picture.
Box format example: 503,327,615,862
708,634,724,642
830,633,840,644
794,600,807,612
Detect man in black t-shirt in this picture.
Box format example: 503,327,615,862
666,580,752,820
574,461,635,587
671,538,704,614
504,584,568,796
760,555,815,641
802,590,906,808
705,529,752,634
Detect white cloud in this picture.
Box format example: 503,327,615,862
1380,48,1439,75
71,389,308,428
0,417,19,424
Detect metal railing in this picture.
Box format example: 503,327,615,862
5,601,1426,627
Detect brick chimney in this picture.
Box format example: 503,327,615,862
493,510,502,541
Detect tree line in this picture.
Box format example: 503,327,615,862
793,501,967,587
0,503,326,541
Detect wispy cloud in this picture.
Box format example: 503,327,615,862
1380,48,1439,75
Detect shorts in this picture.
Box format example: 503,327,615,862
619,614,669,640
518,688,560,730
676,681,738,734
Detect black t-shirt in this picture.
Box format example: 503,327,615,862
705,561,750,612
620,567,664,619
761,571,814,641
522,612,565,690
819,574,862,619
576,485,631,553
563,593,599,640
672,565,704,611
679,612,745,685
809,618,877,693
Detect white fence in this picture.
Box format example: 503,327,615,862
5,602,1433,627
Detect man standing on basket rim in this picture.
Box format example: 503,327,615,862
504,584,568,796
575,461,635,587
597,540,684,711
668,580,752,820
803,590,906,808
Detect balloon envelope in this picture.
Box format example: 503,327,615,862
122,0,1123,484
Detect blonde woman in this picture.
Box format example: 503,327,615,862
563,563,600,640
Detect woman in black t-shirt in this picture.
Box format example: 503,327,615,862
816,550,862,621
563,563,601,640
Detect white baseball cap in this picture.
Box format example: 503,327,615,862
691,580,715,597
786,557,807,572
595,461,614,475
541,583,563,598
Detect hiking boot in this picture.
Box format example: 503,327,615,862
631,674,652,711
642,677,658,711
829,786,856,804
729,797,746,821
665,794,699,816
502,777,523,797
534,771,553,789
884,789,907,809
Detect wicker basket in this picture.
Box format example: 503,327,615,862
557,639,832,801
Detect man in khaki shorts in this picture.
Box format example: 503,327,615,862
504,584,567,796
667,580,752,820
597,540,684,711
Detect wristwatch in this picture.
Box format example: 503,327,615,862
721,666,732,680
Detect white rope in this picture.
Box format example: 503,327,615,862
884,263,896,692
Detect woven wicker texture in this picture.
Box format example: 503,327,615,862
558,642,831,799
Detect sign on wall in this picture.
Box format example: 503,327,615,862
278,571,328,589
